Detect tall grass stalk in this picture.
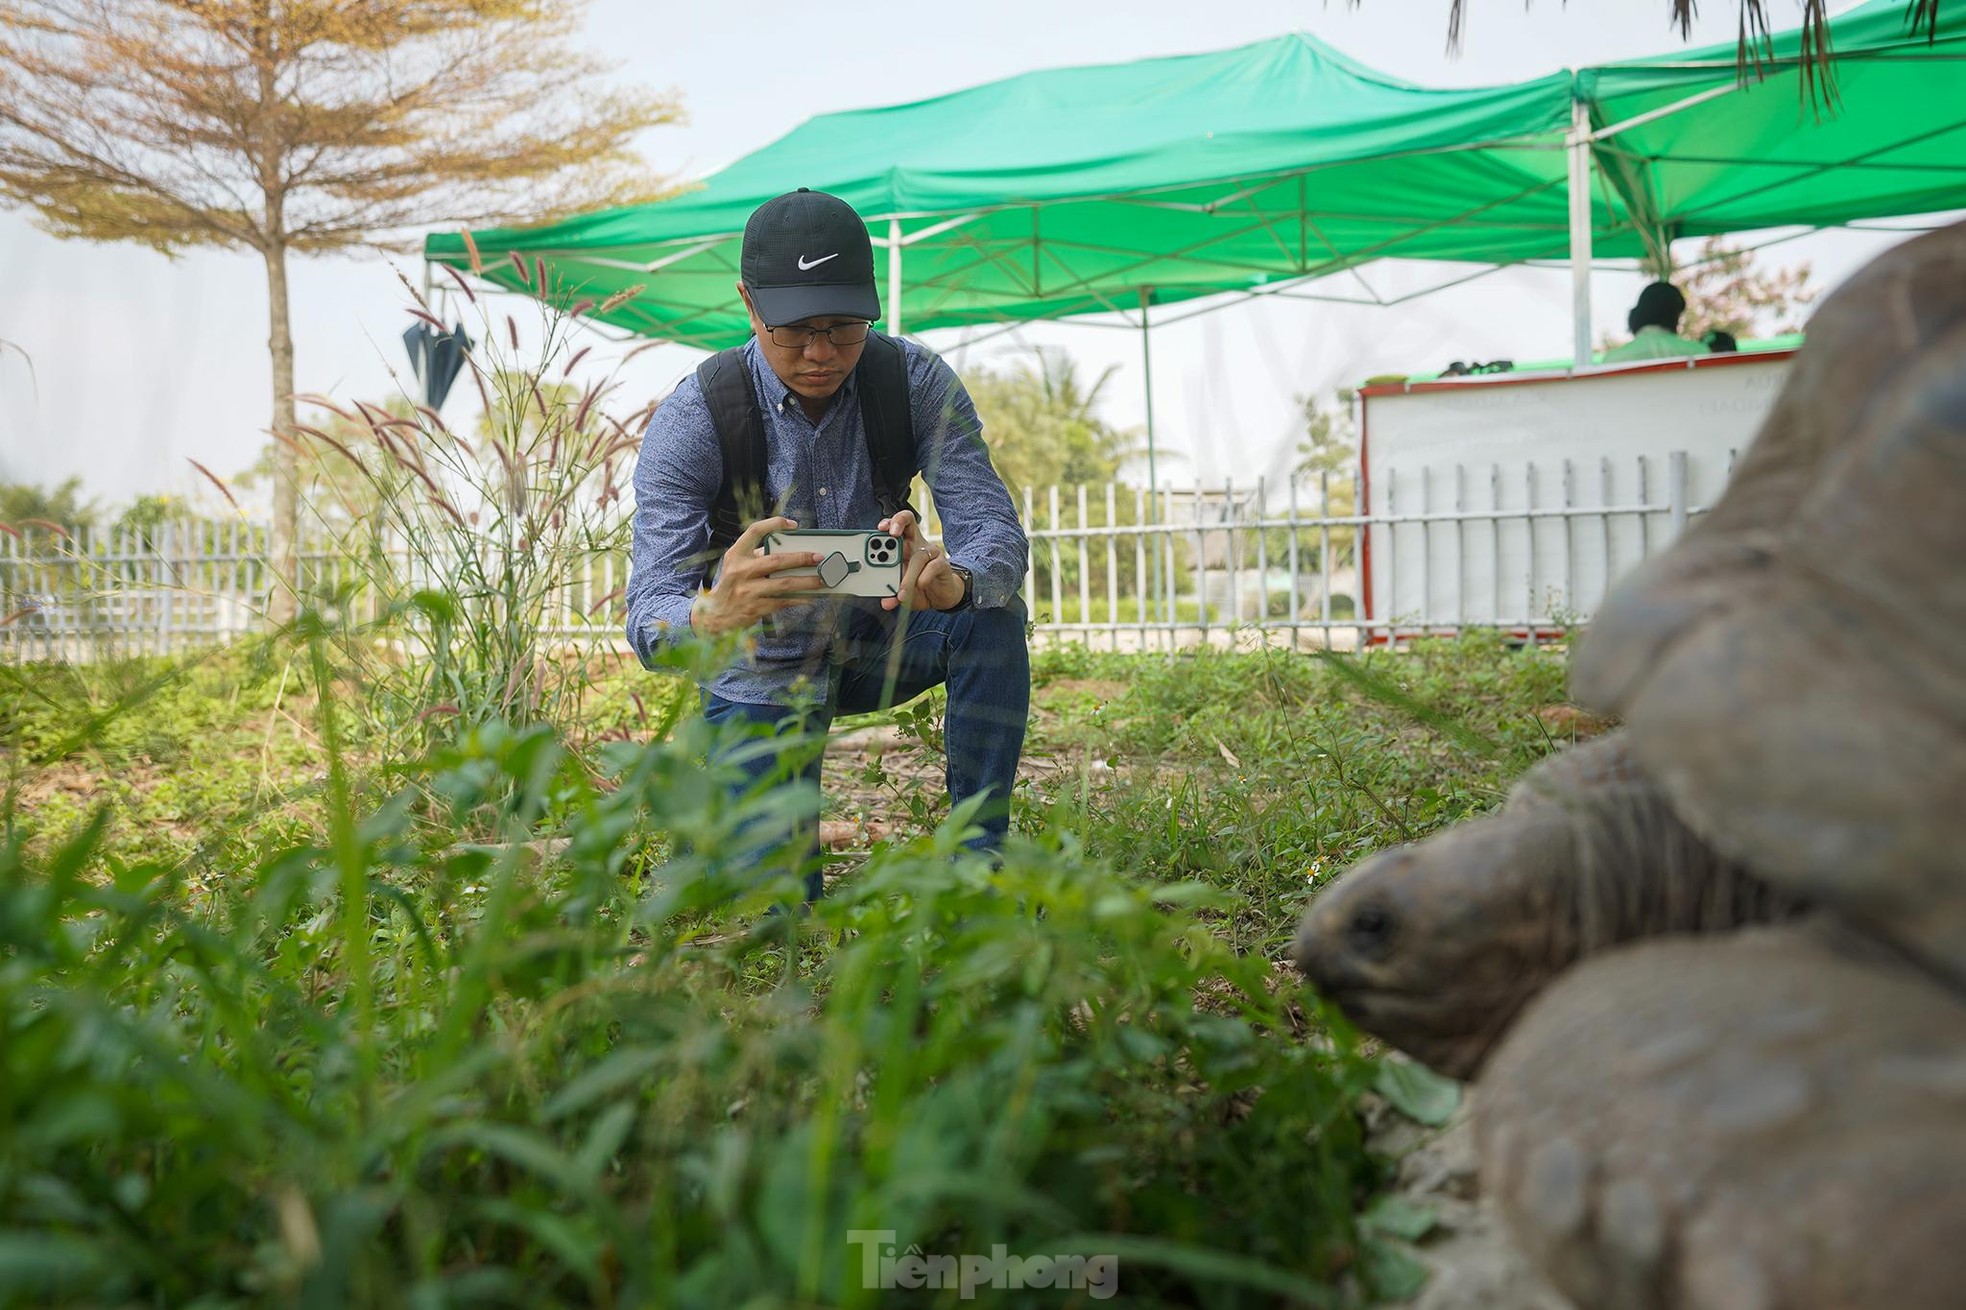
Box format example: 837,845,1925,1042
290,268,651,752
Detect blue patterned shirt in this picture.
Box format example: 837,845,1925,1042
626,336,1028,705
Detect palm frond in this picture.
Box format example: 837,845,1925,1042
1736,0,1772,82
1793,0,1841,109
1423,1,1940,107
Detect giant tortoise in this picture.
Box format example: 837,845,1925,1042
1295,218,1966,1308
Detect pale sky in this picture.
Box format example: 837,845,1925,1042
0,0,1926,513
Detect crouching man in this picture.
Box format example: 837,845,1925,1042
625,188,1031,900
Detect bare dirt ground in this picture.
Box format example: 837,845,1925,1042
813,718,1078,859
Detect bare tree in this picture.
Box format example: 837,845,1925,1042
0,0,680,623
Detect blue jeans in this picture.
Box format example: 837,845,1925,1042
703,597,1030,900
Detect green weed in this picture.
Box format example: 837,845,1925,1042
0,629,1581,1307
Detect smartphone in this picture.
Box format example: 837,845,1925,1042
761,529,904,599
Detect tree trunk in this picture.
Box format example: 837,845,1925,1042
263,237,299,625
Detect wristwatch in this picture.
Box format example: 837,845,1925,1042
946,562,975,612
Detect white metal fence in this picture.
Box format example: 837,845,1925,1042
2,457,1706,664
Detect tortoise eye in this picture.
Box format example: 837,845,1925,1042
1346,903,1397,959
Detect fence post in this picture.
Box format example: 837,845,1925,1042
1104,482,1119,653
1022,485,1036,621
1523,464,1537,645
1598,457,1614,611
1454,464,1468,627
1418,466,1432,636
1385,468,1396,648
1132,486,1147,650
1224,475,1238,627
1191,477,1206,638
1637,454,1653,557
1255,476,1270,640
1076,483,1090,640
159,521,175,656
1161,483,1175,634
1489,464,1502,631
1285,475,1300,648
1,524,14,660
1667,450,1689,541
1047,485,1063,629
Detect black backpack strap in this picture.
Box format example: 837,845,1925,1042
855,330,918,520
696,346,768,558
697,334,917,563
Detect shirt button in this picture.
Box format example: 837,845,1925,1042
818,487,828,497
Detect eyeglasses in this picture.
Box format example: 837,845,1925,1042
764,321,872,350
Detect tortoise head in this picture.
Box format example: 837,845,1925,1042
1293,809,1571,1082
1294,733,1801,1081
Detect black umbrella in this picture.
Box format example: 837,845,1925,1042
402,320,473,410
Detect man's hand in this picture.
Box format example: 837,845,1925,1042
690,516,826,636
878,509,966,612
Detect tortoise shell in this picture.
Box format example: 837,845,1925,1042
1573,219,1966,990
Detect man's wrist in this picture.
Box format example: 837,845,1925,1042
943,563,975,612
690,590,727,636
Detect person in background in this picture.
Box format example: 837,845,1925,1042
1602,281,1710,363
1703,329,1739,353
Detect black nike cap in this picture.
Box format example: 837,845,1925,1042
740,189,881,327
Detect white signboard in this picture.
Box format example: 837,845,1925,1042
1359,351,1793,633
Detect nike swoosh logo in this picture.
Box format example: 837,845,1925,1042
796,252,840,271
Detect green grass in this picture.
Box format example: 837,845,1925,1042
1019,631,1572,953
0,628,1581,1308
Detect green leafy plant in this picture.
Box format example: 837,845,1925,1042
0,620,1397,1309
1,628,1579,1307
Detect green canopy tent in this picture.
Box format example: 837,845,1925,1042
424,0,1966,482
424,35,1584,494
1565,0,1966,361
425,34,1580,350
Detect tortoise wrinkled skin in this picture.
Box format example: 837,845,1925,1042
1292,733,1804,1080
1293,219,1966,1308
1572,220,1966,988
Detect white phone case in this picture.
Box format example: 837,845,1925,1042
761,529,905,599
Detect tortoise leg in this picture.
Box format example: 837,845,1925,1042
1476,920,1966,1310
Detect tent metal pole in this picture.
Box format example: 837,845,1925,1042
1589,82,1738,144
1140,285,1168,627
1568,96,1594,369
888,217,904,337
1139,286,1158,510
